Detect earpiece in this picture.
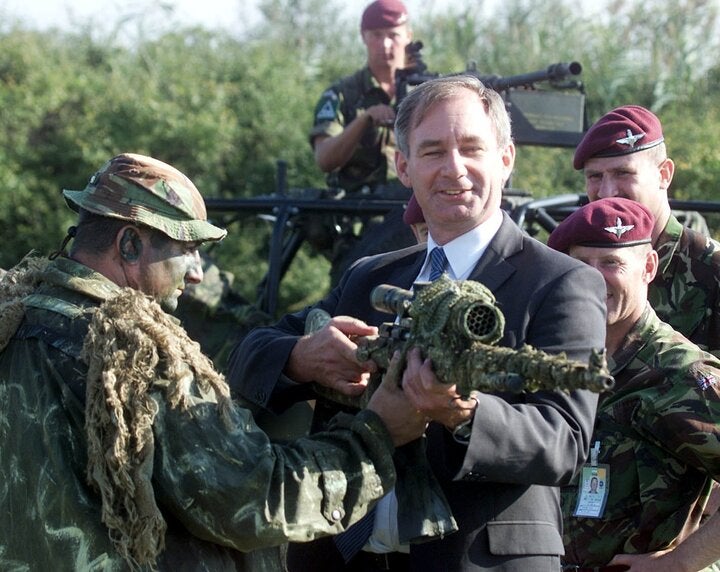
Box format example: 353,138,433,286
119,228,142,262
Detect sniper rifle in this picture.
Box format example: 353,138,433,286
306,275,614,409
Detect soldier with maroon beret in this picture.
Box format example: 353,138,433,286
549,197,720,572
573,104,720,358
305,0,418,288
310,0,413,195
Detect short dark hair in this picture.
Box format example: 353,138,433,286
70,210,128,255
70,209,175,255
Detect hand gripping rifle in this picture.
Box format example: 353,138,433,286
306,275,614,409
307,276,614,545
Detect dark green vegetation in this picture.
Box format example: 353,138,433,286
2,0,719,315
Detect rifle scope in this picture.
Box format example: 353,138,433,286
370,283,504,344
371,284,414,317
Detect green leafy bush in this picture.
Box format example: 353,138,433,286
1,0,719,313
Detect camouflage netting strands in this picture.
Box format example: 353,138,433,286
0,255,49,351
63,153,227,243
83,287,234,569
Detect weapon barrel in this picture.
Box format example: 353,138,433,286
475,61,582,91
204,196,407,215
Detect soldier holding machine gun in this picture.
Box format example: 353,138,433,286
305,0,417,285
310,0,412,196
230,74,607,571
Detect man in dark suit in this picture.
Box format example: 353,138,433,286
229,75,607,571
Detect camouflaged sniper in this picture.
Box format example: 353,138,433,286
0,256,399,571
307,275,614,409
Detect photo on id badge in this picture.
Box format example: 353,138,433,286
573,464,609,518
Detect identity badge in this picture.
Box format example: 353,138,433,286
573,463,610,519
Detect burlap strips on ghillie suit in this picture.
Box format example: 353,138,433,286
0,255,49,352
82,288,236,570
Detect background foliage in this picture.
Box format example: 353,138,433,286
1,0,719,316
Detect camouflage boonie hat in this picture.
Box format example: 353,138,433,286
63,153,227,242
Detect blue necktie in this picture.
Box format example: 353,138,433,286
428,246,448,281
334,508,376,562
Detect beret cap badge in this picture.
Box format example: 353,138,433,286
604,217,635,238
547,197,654,253
615,130,645,148
573,105,664,169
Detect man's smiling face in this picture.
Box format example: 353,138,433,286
395,89,514,244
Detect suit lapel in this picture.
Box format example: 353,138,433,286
371,244,425,288
469,212,522,292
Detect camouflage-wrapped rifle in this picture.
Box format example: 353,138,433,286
307,275,614,409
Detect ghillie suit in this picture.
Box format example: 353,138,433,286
0,255,49,352
0,256,234,569
83,287,235,568
1,256,398,572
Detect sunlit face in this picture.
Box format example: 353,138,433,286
395,91,515,241
134,232,204,312
584,151,670,223
362,24,412,71
568,244,657,334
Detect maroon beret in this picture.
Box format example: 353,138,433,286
361,0,409,31
573,105,664,169
547,197,654,253
403,194,425,225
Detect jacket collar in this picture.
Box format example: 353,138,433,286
467,211,520,292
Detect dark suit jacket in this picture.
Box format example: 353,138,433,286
229,212,607,571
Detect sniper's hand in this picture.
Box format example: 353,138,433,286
367,351,427,447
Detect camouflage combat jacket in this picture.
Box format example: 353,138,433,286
650,214,720,356
309,66,397,194
0,257,396,571
562,304,720,567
